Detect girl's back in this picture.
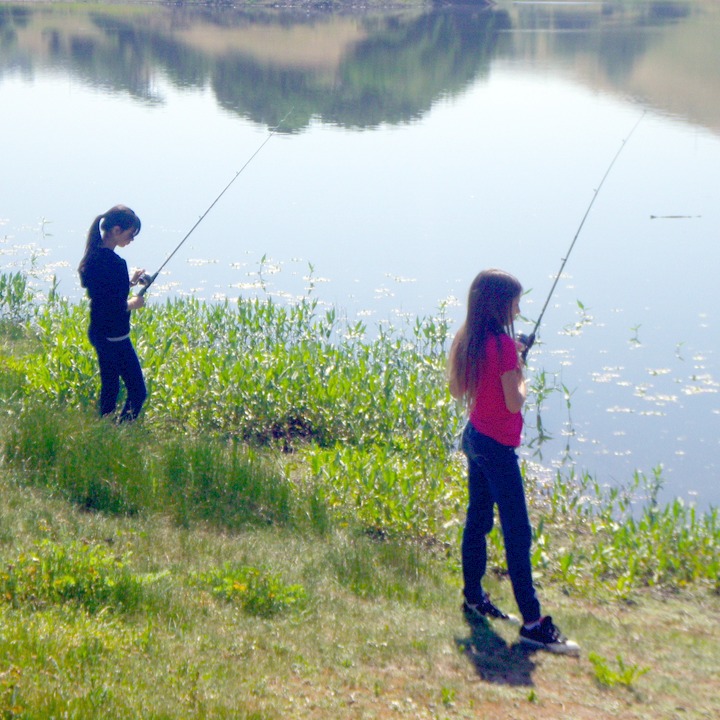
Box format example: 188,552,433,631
469,332,523,448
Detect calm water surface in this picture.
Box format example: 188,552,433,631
1,1,718,506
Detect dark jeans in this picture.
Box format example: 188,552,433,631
461,422,541,624
90,334,147,421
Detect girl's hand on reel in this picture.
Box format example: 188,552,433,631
130,269,147,287
516,332,535,363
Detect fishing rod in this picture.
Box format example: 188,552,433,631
138,109,293,297
518,112,645,361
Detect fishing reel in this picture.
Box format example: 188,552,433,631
517,332,535,362
136,272,158,297
517,333,534,349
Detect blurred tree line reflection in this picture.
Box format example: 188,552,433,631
0,3,509,129
0,2,707,131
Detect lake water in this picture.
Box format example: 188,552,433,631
1,0,718,507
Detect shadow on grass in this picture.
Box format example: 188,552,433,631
456,620,536,686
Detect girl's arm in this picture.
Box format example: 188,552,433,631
501,363,526,414
448,334,465,400
127,294,145,311
449,373,463,400
127,267,147,311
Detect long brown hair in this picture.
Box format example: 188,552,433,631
78,205,141,287
448,268,522,408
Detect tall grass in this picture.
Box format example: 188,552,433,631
1,270,718,598
531,465,720,596
24,293,460,451
0,270,34,325
1,403,323,533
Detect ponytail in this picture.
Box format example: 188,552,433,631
78,205,141,287
78,214,105,287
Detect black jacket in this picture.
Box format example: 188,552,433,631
81,248,131,341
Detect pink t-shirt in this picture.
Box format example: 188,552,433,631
469,333,523,447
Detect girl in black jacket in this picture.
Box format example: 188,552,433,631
78,205,148,421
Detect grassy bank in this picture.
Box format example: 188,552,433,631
1,271,719,718
0,463,718,719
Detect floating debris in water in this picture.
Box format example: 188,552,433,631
231,281,264,290
642,394,679,405
302,274,330,284
649,214,701,220
373,287,394,299
682,376,718,395
385,274,417,284
592,371,621,383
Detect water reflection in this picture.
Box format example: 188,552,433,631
510,1,720,133
1,3,510,128
212,10,511,128
1,2,718,133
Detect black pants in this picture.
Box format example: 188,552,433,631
461,422,541,624
90,334,147,421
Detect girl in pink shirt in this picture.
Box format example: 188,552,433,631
448,269,579,655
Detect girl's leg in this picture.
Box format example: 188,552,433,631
116,339,147,421
493,452,541,623
465,426,541,623
461,425,495,605
93,339,121,417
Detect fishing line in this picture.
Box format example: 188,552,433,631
138,109,294,297
519,112,645,360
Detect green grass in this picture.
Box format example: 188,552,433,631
0,474,717,719
0,270,719,718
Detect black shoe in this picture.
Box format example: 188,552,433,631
462,595,519,625
519,616,580,655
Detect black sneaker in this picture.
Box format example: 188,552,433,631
462,595,519,625
519,616,580,655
